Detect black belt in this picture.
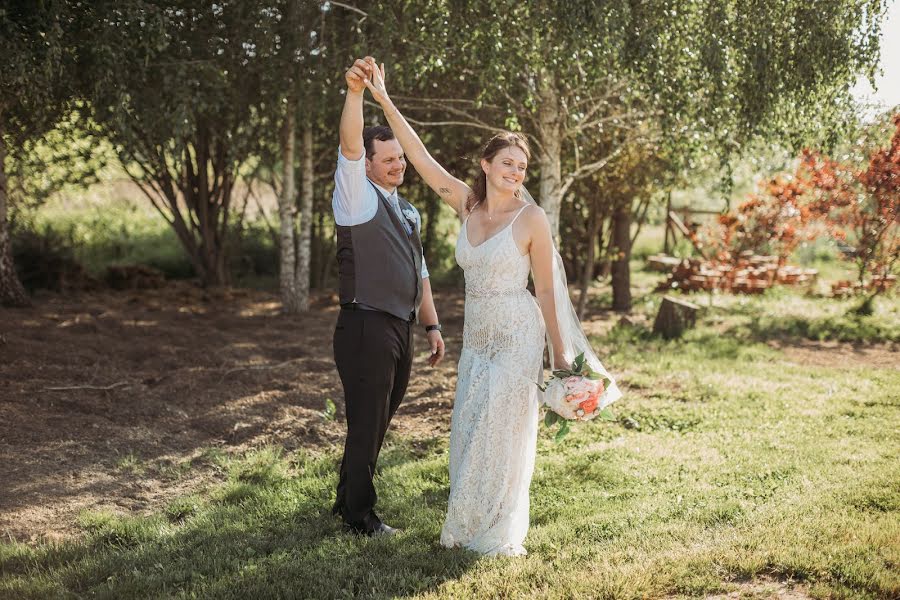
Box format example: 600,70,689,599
340,303,415,323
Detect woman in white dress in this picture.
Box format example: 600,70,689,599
362,60,570,556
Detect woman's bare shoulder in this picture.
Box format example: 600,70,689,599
519,203,550,230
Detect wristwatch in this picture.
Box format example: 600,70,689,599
425,324,442,333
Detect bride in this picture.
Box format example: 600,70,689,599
362,58,620,556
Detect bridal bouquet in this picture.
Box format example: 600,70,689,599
540,352,615,441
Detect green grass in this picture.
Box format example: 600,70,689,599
25,193,199,279
2,302,898,599
637,286,900,345
17,189,282,286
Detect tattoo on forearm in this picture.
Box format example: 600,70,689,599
439,187,451,196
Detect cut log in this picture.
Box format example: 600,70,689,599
653,295,700,339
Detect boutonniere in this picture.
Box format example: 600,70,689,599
400,208,418,226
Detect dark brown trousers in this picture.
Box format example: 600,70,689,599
331,308,413,531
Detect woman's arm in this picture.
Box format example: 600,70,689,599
363,59,471,218
525,207,569,370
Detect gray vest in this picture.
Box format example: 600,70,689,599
336,183,424,321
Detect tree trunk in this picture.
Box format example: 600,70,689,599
611,202,632,312
0,137,30,307
279,108,300,313
598,218,612,278
422,193,440,260
295,126,314,311
536,79,564,241
576,199,601,318
126,132,233,287
310,210,321,289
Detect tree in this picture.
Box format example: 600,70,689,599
381,0,886,311
0,0,77,306
76,1,294,287
801,113,900,296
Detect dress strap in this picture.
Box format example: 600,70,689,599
510,203,530,225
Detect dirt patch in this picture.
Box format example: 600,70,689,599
704,576,812,599
0,283,463,543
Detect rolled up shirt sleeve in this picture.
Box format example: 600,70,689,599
332,146,376,226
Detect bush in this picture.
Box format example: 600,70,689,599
11,224,98,292
228,221,278,281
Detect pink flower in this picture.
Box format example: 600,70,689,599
569,377,605,417
568,391,591,405
579,396,599,414
564,377,595,397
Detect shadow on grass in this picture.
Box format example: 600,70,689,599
737,312,900,345
600,320,778,363
602,299,898,352
0,445,477,599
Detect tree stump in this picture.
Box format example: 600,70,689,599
653,296,700,339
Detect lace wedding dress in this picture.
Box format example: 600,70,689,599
440,205,545,557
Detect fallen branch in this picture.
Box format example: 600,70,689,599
43,381,132,392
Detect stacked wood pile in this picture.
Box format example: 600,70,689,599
831,275,897,297
654,253,818,294
647,254,683,272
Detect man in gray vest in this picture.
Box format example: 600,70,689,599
331,57,445,536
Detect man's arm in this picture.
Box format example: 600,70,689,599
333,58,377,226
339,57,371,160
419,278,445,367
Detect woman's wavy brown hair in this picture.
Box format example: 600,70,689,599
465,132,531,213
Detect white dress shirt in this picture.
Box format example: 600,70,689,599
332,148,429,279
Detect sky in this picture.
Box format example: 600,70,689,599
851,0,900,112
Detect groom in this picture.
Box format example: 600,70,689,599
331,57,445,536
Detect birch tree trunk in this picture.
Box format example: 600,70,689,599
295,126,314,312
278,108,300,313
0,134,30,307
536,75,564,241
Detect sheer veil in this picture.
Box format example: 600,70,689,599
519,186,623,409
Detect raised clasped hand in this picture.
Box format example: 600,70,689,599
361,57,390,105
344,56,374,94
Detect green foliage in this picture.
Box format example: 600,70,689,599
72,1,332,285
16,193,284,284
5,110,111,211
0,0,77,144
10,221,97,292
320,397,336,422
21,199,194,279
